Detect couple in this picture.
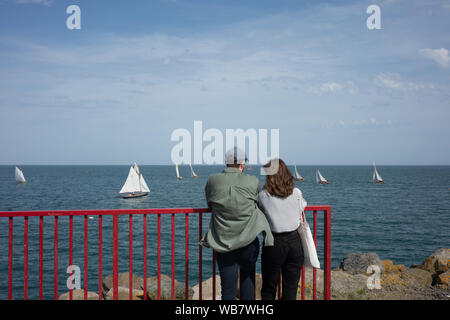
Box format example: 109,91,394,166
201,147,307,300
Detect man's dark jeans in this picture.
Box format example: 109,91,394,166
216,238,260,300
261,230,304,300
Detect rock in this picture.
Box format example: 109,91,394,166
395,265,408,273
382,260,394,273
436,270,449,288
293,268,368,300
145,274,194,300
401,268,433,287
382,260,407,274
380,272,405,290
102,272,144,297
416,248,450,286
298,249,450,300
192,275,222,300
104,286,145,300
367,271,449,300
331,270,369,297
339,252,384,275
58,289,99,300
192,274,262,300
418,248,450,275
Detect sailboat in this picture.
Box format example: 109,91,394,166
175,163,182,180
373,163,384,184
293,162,305,181
118,163,150,198
15,166,26,184
316,169,329,184
189,164,198,178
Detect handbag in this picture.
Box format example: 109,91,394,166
295,189,321,269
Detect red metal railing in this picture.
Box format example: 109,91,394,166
0,206,331,300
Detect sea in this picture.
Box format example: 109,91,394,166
0,165,449,300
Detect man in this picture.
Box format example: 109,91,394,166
201,147,274,300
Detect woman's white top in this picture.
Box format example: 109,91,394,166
257,187,307,233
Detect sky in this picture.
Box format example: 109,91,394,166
0,0,449,165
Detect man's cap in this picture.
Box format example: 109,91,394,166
225,147,248,165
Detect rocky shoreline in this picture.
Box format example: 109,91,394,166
58,248,449,300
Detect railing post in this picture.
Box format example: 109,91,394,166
313,210,317,300
39,216,43,300
24,216,28,300
324,208,331,300
198,212,202,300
171,213,175,300
69,215,73,300
84,215,88,300
54,216,58,300
185,213,189,300
157,213,161,300
8,217,13,300
113,214,118,300
98,215,103,300
143,214,147,300
129,214,133,300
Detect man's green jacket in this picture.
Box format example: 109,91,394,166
201,167,274,253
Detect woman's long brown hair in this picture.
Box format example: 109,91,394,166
263,158,295,198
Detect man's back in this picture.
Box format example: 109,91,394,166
203,167,273,253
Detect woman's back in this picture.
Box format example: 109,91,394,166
258,187,307,234
259,158,307,300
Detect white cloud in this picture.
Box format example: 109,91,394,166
313,81,359,95
419,48,450,68
320,82,344,93
375,73,436,93
375,73,403,89
346,81,359,94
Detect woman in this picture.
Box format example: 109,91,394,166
258,158,307,300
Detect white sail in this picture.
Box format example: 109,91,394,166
135,164,150,192
316,169,327,183
175,163,181,179
139,174,150,193
293,162,303,180
119,165,150,194
131,163,150,192
373,164,383,182
119,166,140,194
133,163,140,176
189,164,198,177
15,166,26,183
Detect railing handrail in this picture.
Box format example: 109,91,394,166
0,205,330,217
2,206,331,300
